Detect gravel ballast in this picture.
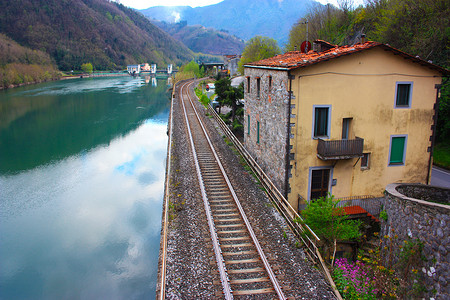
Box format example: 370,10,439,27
158,80,336,299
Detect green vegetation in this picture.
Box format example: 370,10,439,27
287,0,448,67
175,61,204,82
435,79,450,168
433,142,450,169
238,36,281,74
0,34,59,88
215,77,243,121
334,232,428,299
194,87,211,108
81,63,93,74
214,77,244,133
296,194,362,261
0,0,193,71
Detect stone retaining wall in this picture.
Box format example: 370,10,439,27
381,183,450,299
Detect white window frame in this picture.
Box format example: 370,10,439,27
394,81,413,108
388,134,408,166
312,105,332,139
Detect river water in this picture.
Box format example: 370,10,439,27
0,77,170,299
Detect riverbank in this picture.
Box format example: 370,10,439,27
158,79,336,298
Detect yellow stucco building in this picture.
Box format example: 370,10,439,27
243,40,448,211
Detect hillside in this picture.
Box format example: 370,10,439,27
140,0,315,47
153,20,245,55
0,0,194,71
0,33,60,88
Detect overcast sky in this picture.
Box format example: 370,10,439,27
118,0,351,10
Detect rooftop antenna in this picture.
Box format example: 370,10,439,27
300,20,309,53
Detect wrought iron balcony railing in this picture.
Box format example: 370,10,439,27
317,137,364,160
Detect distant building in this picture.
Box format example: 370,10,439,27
224,54,241,76
243,40,448,211
140,63,151,72
127,65,140,74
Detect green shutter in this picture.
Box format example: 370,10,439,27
257,121,260,144
390,137,405,164
247,115,250,135
314,107,328,137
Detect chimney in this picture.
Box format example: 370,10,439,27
313,41,321,52
361,33,366,43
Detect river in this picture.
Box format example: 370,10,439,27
0,76,170,299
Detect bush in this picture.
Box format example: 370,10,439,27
81,63,93,73
297,194,362,261
199,94,210,108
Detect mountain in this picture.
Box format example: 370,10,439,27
0,0,194,70
152,20,245,55
140,0,315,47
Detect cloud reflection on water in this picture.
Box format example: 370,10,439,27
0,119,167,299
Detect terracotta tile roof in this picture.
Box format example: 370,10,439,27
339,205,380,223
341,205,367,215
245,41,449,75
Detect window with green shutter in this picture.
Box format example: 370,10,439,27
313,106,331,138
247,115,250,135
389,136,406,165
257,121,260,144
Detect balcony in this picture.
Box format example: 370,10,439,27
317,137,364,160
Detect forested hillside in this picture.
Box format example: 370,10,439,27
153,20,245,55
0,34,60,88
287,0,448,67
0,0,193,71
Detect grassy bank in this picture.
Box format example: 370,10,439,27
433,142,450,169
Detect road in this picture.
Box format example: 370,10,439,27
430,166,450,189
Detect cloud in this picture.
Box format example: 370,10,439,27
171,11,181,23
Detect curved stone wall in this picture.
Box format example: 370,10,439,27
381,183,449,299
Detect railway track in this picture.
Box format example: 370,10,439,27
179,80,286,299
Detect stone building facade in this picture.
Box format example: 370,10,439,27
243,68,290,195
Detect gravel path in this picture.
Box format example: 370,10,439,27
160,80,336,299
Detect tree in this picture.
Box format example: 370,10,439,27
215,77,231,114
238,36,281,74
81,62,93,73
214,77,244,123
298,194,361,263
181,60,204,78
437,79,450,143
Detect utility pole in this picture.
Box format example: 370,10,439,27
303,20,309,52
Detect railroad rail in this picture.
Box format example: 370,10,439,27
179,80,286,298
204,85,342,300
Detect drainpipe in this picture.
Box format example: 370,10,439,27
426,83,442,185
284,71,294,199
